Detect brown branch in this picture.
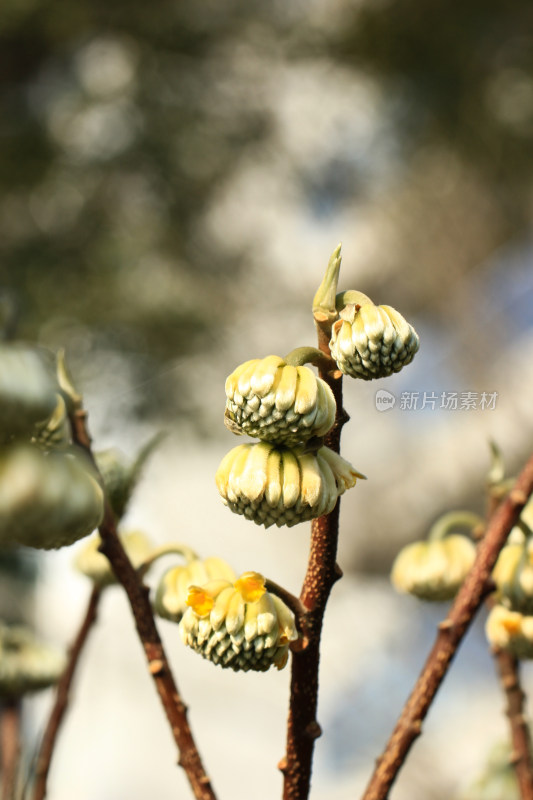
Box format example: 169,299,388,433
33,585,102,800
70,409,217,800
361,453,533,800
281,317,348,800
492,646,533,799
1,698,21,800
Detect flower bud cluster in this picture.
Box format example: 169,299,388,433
0,344,104,550
216,441,363,528
179,572,298,672
225,355,336,446
329,302,419,381
220,354,363,527
0,624,66,697
75,530,154,587
485,605,533,659
155,556,237,622
391,534,476,601
486,530,533,659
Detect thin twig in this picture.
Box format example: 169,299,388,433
485,487,533,800
32,585,102,800
361,454,533,800
69,409,217,800
492,646,533,799
281,320,348,800
1,698,21,800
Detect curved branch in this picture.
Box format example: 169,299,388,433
361,454,533,800
70,409,217,800
33,585,102,800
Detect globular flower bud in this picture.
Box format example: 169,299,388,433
0,444,104,550
0,625,66,697
224,355,336,446
329,302,419,380
179,572,298,672
391,535,476,601
74,530,154,587
485,605,533,659
215,441,364,528
492,541,533,614
155,556,237,622
0,344,59,443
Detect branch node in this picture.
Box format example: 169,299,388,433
278,756,288,774
149,659,165,676
305,721,322,740
438,619,454,631
510,489,528,505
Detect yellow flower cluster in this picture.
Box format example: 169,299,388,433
155,556,237,622
179,572,298,672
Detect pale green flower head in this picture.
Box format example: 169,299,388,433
75,530,154,587
215,441,365,528
391,535,476,601
0,625,66,697
224,355,336,446
179,571,298,672
154,556,237,622
0,443,104,550
330,302,419,380
485,604,533,659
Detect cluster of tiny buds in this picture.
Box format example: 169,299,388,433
179,572,298,672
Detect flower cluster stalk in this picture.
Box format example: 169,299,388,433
33,586,102,800
281,317,348,799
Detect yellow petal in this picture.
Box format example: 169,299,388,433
235,571,266,603
186,586,215,617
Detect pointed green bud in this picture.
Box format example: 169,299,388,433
179,572,298,672
391,534,476,601
56,349,82,411
154,556,237,623
75,530,154,587
0,444,104,550
0,625,66,697
224,356,336,446
215,442,365,528
312,244,343,321
330,302,419,380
